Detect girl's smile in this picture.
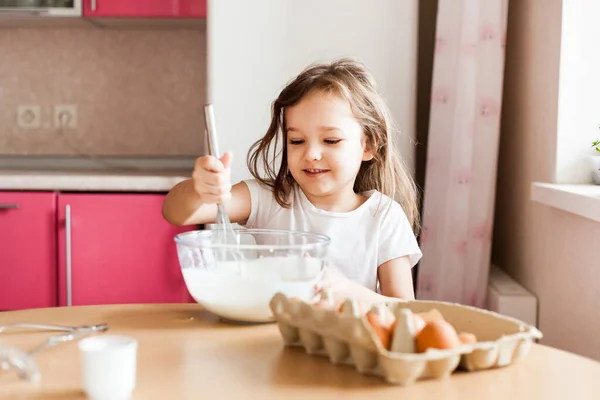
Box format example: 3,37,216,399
303,168,330,177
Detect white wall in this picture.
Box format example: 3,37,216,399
555,0,600,183
207,0,418,184
206,0,290,184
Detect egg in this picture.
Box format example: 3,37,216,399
415,309,445,323
366,305,396,350
458,332,477,344
415,320,460,353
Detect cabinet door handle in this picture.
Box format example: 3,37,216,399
65,204,73,307
0,204,19,209
91,0,97,11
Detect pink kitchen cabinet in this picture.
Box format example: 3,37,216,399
57,193,194,307
0,192,58,311
83,0,206,18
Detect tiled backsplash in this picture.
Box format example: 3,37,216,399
0,27,205,157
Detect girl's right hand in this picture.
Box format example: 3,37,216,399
192,152,233,204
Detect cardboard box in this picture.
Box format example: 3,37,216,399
486,264,538,327
270,292,542,386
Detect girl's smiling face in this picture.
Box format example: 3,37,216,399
285,90,374,209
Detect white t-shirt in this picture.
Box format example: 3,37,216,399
241,179,422,292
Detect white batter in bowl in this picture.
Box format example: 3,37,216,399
174,229,330,323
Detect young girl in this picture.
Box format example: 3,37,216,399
162,58,422,306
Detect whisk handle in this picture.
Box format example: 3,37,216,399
204,104,221,159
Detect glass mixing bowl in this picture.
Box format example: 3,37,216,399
174,229,331,323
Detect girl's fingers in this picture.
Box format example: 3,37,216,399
314,272,331,294
201,170,230,186
196,181,232,196
311,285,320,297
220,151,233,169
194,156,225,172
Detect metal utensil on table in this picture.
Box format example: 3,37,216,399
203,104,244,265
0,322,108,334
0,324,109,383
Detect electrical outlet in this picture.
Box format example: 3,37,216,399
17,105,41,129
54,105,77,129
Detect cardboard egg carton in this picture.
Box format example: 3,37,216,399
269,292,543,386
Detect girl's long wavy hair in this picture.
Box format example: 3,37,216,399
247,58,420,233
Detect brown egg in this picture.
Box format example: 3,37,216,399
415,309,445,323
366,306,396,350
458,332,477,344
415,320,460,353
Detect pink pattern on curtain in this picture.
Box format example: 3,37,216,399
416,0,509,307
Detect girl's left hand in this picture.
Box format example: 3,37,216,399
313,266,371,305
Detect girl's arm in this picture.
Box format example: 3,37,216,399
162,179,251,226
161,152,252,226
344,257,414,306
377,256,416,300
315,257,415,308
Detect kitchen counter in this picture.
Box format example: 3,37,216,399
0,170,191,192
1,304,600,399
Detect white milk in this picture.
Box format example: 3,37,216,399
182,256,323,323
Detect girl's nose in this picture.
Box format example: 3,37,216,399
305,144,322,161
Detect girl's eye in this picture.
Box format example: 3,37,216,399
324,139,342,145
289,139,304,145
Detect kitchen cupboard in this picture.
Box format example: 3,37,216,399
0,191,195,311
57,193,193,306
0,192,58,311
82,0,206,18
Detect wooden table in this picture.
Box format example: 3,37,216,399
0,304,598,399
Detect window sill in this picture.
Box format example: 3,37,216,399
531,182,600,222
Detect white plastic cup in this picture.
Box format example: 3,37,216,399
78,335,138,400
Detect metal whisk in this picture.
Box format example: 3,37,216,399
203,104,244,264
